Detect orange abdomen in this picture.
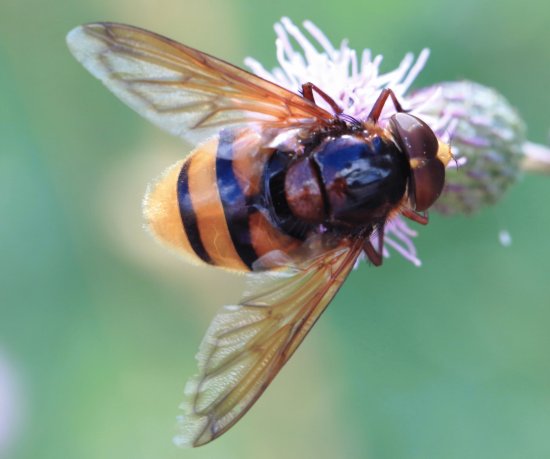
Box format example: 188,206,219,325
143,130,300,272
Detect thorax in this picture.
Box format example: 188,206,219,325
266,122,411,236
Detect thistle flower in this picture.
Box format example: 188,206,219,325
413,81,526,215
247,18,550,264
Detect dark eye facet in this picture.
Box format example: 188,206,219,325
389,113,445,211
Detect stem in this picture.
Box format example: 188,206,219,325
522,141,550,174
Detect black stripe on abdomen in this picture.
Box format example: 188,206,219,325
177,158,212,264
216,130,258,269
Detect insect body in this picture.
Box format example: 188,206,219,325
67,23,451,447
148,105,449,271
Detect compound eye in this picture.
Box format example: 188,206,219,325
389,112,445,211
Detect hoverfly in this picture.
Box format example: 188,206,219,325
67,23,452,447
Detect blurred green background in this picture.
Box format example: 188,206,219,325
1,0,550,458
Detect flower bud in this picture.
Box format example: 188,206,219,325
414,81,526,215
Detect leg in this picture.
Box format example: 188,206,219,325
301,82,343,114
401,208,429,225
367,88,407,123
363,225,385,267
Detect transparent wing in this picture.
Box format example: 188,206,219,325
66,23,332,143
174,236,365,447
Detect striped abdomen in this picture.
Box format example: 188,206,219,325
144,129,299,272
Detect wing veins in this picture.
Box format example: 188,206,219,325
193,324,292,416
90,23,331,117
190,252,351,422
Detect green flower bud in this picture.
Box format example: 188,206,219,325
415,81,526,215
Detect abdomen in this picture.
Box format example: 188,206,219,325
143,129,300,272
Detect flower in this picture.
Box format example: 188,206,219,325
245,17,431,127
412,81,526,215
246,18,550,265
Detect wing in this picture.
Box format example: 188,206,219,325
66,23,332,143
174,236,365,447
